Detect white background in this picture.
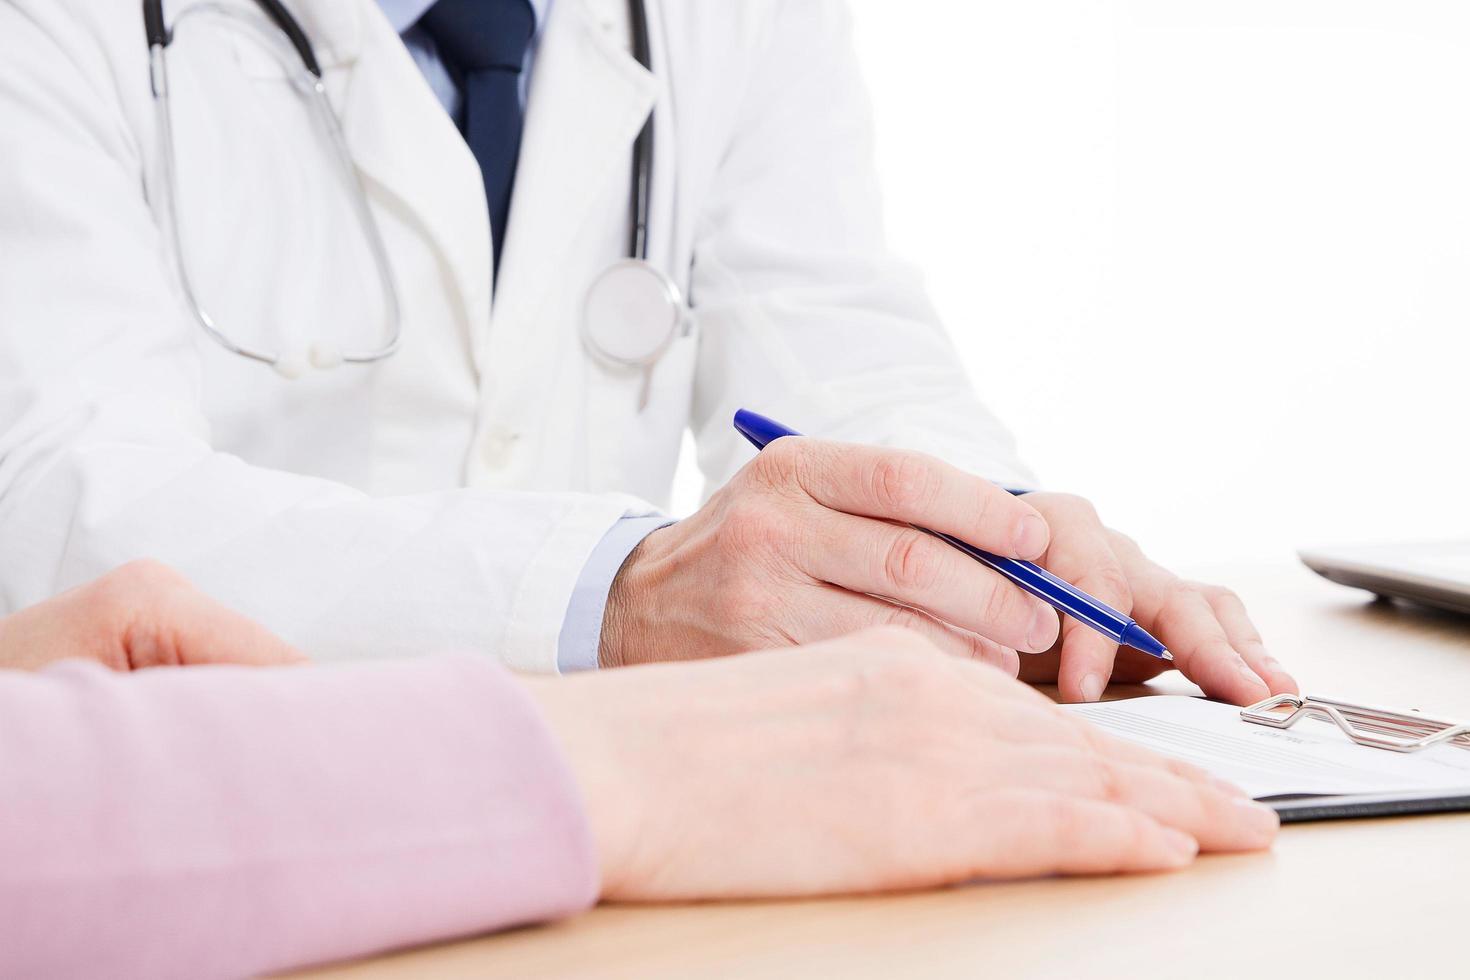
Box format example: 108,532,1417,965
676,0,1470,569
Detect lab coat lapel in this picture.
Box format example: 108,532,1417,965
337,1,494,328
282,0,362,70
489,0,658,342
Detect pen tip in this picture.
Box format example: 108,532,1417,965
1119,623,1171,662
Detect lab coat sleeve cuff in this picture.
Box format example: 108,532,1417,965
556,516,675,673
500,494,661,674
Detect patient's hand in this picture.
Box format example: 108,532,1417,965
0,561,306,671
526,626,1278,900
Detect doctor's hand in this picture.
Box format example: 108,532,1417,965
599,437,1297,705
1010,492,1297,704
602,437,1060,677
0,561,306,672
530,627,1278,899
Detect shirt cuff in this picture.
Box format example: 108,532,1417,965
556,516,673,673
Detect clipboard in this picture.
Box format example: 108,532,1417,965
1241,694,1470,822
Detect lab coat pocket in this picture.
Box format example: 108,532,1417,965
586,330,698,509
649,329,699,399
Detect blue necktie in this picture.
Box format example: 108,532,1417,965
417,0,536,276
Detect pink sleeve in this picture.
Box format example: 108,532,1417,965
0,656,599,979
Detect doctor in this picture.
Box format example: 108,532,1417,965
0,0,1295,704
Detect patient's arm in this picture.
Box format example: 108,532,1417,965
0,568,1276,979
0,655,599,979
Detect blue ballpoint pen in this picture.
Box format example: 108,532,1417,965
732,409,1173,661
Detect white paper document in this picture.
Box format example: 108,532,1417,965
1067,696,1470,798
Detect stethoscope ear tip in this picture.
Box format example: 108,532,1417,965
273,352,309,380
270,344,344,379
309,343,345,370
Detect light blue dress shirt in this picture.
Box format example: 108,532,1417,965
376,0,664,673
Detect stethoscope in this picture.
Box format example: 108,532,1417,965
145,0,686,395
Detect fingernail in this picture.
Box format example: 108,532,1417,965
1210,775,1249,799
1162,828,1199,863
1001,648,1020,676
1012,514,1048,559
1235,799,1280,838
1028,606,1056,651
1079,672,1105,703
1261,657,1296,688
1238,662,1269,696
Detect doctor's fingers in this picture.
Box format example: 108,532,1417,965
1125,565,1271,706
798,584,1021,675
796,508,1059,654
750,437,1051,561
1031,503,1133,703
1201,585,1298,696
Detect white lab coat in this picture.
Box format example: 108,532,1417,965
0,0,1033,671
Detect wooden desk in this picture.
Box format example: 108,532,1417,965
294,561,1470,979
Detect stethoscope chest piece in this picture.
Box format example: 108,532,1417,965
581,260,687,410
581,259,685,368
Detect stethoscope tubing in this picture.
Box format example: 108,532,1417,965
146,0,402,374
144,0,321,76
627,0,654,261
143,0,667,378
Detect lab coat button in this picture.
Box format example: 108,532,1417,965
480,427,520,468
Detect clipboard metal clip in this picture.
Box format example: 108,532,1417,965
1241,694,1470,754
